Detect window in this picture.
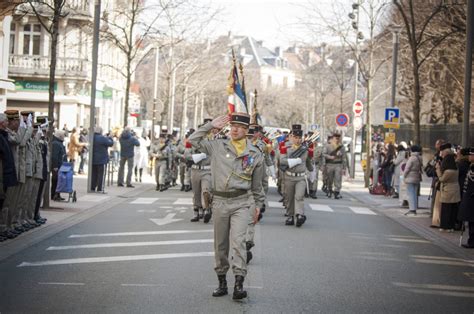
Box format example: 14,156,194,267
23,23,41,55
9,23,15,54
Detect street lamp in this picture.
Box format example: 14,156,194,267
389,25,402,109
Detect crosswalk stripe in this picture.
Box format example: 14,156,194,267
268,201,284,209
47,239,214,250
349,206,377,215
68,229,213,238
17,252,214,267
131,198,159,204
80,195,110,202
309,204,334,212
173,198,193,205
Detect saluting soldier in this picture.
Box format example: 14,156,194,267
189,112,264,300
280,124,313,227
188,118,215,223
33,116,49,225
323,133,347,199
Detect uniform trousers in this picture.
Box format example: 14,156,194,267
311,164,320,192
179,164,186,186
285,173,306,217
19,177,35,224
213,194,251,277
326,163,343,192
191,169,211,209
5,183,23,228
154,160,167,185
25,178,41,224
34,180,45,220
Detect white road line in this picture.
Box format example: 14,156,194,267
131,198,159,204
18,252,214,267
159,206,173,209
349,206,377,215
309,204,334,212
137,209,157,213
173,198,193,205
69,229,213,238
268,201,284,209
38,282,85,286
121,283,167,287
80,195,110,202
47,239,214,251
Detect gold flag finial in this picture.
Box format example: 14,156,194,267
251,89,259,125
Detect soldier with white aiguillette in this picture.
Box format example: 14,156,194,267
189,112,264,300
280,124,313,227
149,131,172,192
323,133,347,199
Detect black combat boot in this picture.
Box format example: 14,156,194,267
156,184,160,191
212,275,228,297
310,190,318,199
327,190,333,198
334,191,341,199
180,185,185,191
203,208,212,223
296,214,307,227
233,275,247,300
285,216,294,226
184,185,191,192
159,184,165,192
190,210,200,222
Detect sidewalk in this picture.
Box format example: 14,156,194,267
0,170,155,261
342,168,474,261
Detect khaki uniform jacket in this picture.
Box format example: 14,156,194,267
8,126,33,184
25,137,35,178
189,122,265,209
149,141,171,162
323,143,348,170
280,146,314,173
436,168,461,204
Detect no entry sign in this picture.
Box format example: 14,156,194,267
353,100,363,117
335,113,349,127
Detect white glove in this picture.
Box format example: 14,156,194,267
27,114,33,127
288,158,302,169
40,118,49,129
35,126,43,140
268,165,277,180
19,117,26,129
192,153,207,164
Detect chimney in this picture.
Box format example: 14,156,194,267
256,40,263,46
275,46,283,58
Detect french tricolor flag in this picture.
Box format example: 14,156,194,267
227,63,247,114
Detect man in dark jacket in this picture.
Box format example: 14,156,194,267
51,130,67,201
0,113,18,241
117,127,140,187
91,127,114,192
459,148,474,249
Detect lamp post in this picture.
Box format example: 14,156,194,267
462,0,474,147
151,47,160,142
349,0,363,179
390,25,402,108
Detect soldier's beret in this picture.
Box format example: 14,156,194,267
203,118,212,124
172,130,178,136
247,128,255,136
4,109,20,120
439,143,452,151
36,116,48,124
230,112,250,127
293,129,303,137
333,133,341,138
20,110,34,117
159,133,166,138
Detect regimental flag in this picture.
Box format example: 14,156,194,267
227,51,248,114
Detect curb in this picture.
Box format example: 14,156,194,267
0,184,153,262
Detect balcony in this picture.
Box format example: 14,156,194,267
9,55,90,80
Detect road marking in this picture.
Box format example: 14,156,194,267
268,201,284,209
38,282,85,286
309,204,333,212
390,238,430,244
121,283,167,287
131,198,159,204
18,252,214,267
165,210,173,213
173,198,193,205
150,213,183,226
137,209,157,213
47,239,214,250
159,206,173,209
80,195,110,202
349,206,377,215
69,229,213,238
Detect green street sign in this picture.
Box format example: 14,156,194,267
15,80,57,92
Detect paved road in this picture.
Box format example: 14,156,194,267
1,185,473,313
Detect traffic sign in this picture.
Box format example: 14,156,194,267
310,124,319,130
353,116,363,131
384,107,400,129
352,100,363,117
335,113,349,127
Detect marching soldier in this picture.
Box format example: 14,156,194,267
323,133,347,199
189,112,264,300
280,124,313,227
33,117,49,225
188,119,214,223
309,137,323,199
321,134,333,195
149,133,172,191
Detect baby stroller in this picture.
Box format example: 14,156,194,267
56,162,77,202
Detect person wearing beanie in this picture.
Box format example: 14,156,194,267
403,145,423,215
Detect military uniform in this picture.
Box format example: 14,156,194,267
189,112,265,300
323,134,347,199
309,142,323,198
149,135,172,191
280,125,314,227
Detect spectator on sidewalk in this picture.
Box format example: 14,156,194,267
51,130,67,201
381,143,395,196
457,147,471,199
117,127,140,188
78,128,88,174
403,145,423,215
134,131,150,183
425,139,445,219
91,127,114,192
458,147,474,248
67,127,87,174
436,146,460,232
392,144,407,199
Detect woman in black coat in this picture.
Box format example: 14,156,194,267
458,149,474,248
51,130,67,201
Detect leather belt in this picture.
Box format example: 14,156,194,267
192,165,211,170
213,189,248,198
285,171,305,177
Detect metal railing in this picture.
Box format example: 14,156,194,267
9,55,90,77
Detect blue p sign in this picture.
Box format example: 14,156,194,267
385,108,399,123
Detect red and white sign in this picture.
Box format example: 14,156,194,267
352,100,363,117
335,113,349,127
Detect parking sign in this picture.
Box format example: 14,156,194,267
384,107,400,129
